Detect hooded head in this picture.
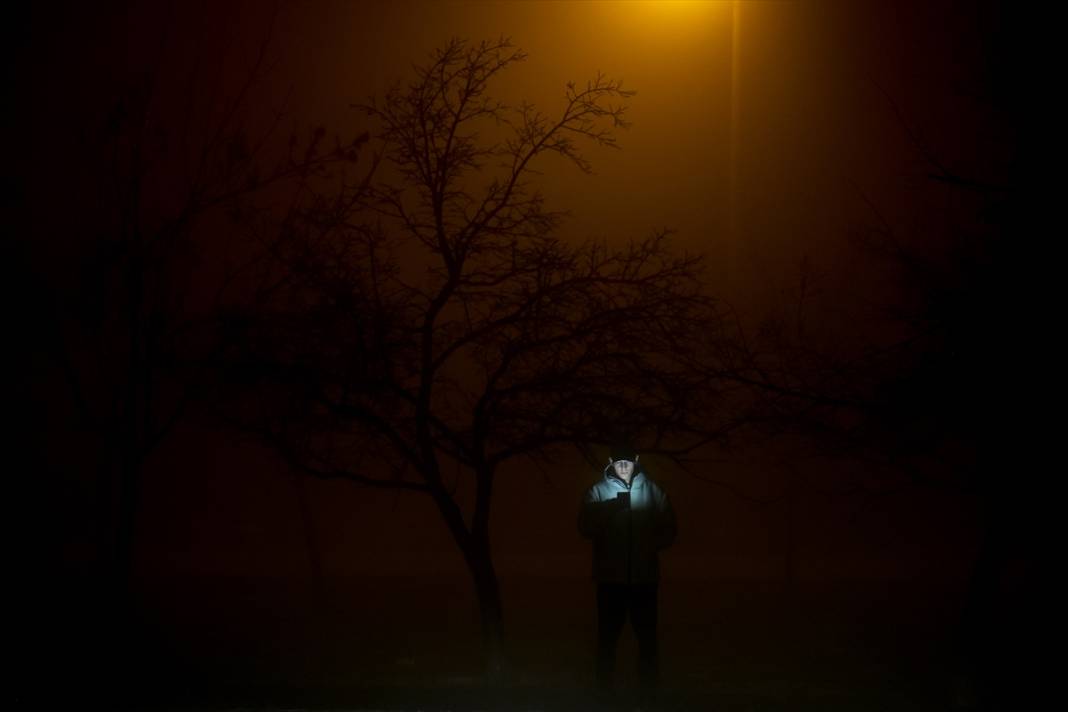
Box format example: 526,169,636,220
606,444,640,482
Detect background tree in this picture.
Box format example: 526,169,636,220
744,54,1031,708
227,38,751,674
19,7,369,652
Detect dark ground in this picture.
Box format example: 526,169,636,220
31,574,979,711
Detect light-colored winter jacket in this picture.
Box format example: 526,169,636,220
578,466,677,583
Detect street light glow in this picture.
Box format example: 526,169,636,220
629,0,716,23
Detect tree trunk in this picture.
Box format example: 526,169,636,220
782,463,799,654
957,484,1016,710
464,537,506,681
783,464,797,592
113,448,141,611
424,479,507,680
293,471,325,581
103,448,143,701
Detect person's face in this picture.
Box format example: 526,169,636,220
611,458,635,481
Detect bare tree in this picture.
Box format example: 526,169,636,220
32,9,369,622
742,60,1027,705
229,38,749,674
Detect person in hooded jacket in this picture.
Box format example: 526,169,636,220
579,445,677,693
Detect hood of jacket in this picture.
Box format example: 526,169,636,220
602,462,646,490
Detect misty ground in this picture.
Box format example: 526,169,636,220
36,574,978,711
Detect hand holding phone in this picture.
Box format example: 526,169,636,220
616,491,630,508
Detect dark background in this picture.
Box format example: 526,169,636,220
12,1,1034,710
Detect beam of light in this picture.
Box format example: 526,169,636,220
729,0,741,288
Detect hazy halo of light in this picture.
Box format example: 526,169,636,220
630,0,718,17
602,0,722,43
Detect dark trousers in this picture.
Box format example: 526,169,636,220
596,582,659,689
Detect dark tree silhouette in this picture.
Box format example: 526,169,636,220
745,51,1029,707
227,38,749,674
29,12,368,630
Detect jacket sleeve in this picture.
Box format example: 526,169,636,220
653,488,677,550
